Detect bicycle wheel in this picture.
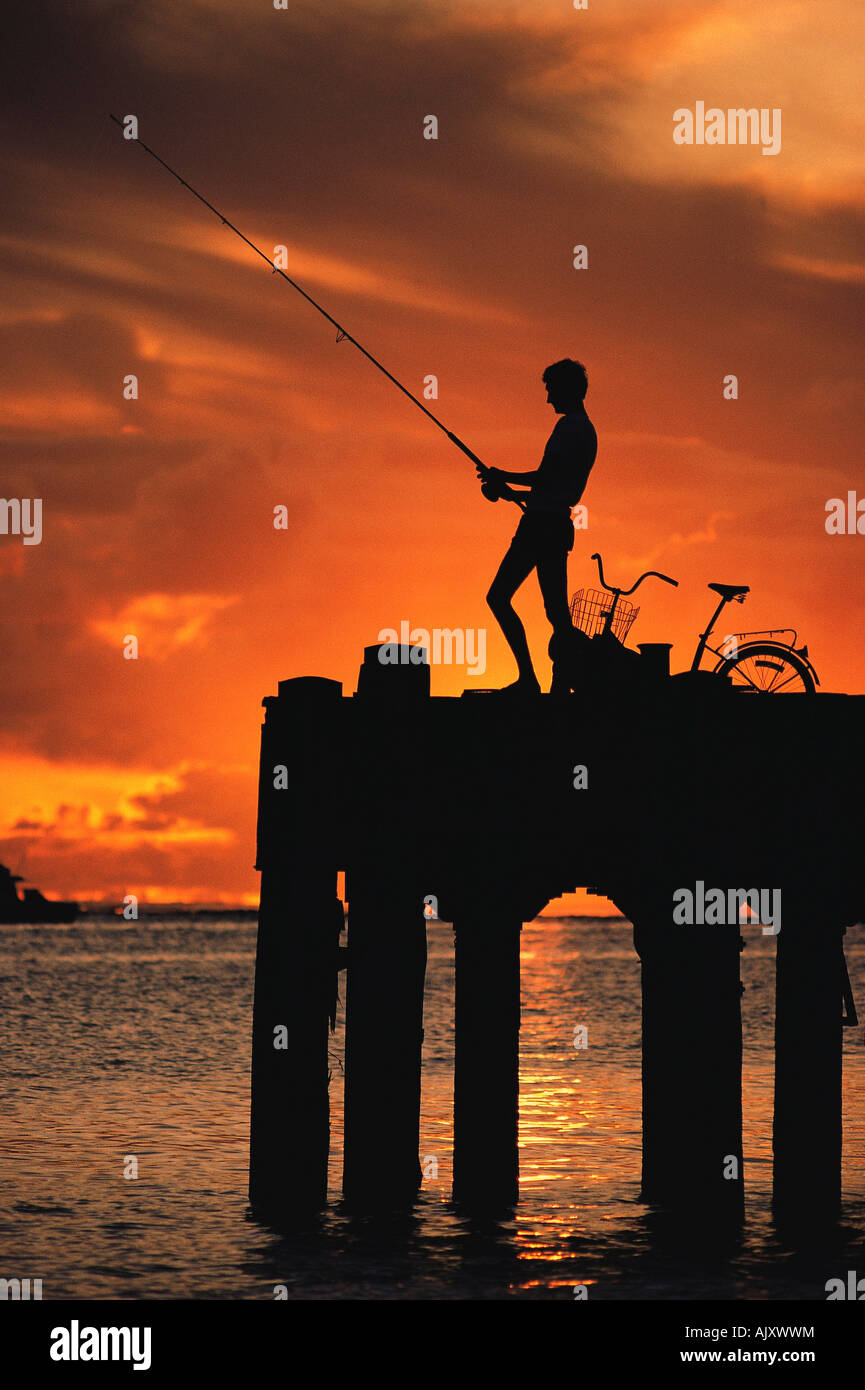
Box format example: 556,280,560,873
712,643,816,694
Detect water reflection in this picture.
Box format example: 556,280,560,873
0,915,863,1297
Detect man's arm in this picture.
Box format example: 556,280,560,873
477,465,536,487
497,482,529,504
487,467,538,485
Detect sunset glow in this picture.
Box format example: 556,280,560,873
2,0,863,907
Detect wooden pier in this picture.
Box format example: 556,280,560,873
249,646,863,1228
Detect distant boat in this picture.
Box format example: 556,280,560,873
0,863,80,924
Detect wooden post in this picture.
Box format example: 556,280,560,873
342,869,427,1206
632,908,743,1223
249,677,342,1216
341,644,429,1208
453,911,521,1209
773,909,843,1229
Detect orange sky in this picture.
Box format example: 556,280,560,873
1,0,864,907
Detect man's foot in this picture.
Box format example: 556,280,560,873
491,676,542,696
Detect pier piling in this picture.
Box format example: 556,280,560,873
632,907,744,1221
453,907,521,1208
249,677,342,1216
342,644,430,1208
342,867,427,1207
773,902,844,1229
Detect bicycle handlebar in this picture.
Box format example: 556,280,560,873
590,552,679,597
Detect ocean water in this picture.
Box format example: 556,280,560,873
0,915,863,1301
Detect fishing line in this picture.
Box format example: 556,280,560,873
108,114,495,478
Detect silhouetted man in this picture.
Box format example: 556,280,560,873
478,358,597,695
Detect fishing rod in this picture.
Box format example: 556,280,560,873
108,114,521,507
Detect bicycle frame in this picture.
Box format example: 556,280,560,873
587,554,818,691
689,591,744,673
689,593,816,686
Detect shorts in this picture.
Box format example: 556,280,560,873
508,510,575,559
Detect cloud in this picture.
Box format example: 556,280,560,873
616,509,736,573
0,759,256,902
770,252,865,285
1,0,863,902
89,592,240,659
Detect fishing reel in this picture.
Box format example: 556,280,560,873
479,467,505,502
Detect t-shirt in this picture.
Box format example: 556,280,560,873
526,409,597,515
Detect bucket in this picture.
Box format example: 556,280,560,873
637,643,673,678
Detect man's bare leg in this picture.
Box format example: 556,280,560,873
537,545,575,694
486,545,541,692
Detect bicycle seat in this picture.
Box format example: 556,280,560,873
708,583,750,600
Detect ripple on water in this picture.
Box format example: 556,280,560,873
0,917,863,1298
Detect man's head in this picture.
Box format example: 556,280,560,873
543,358,588,413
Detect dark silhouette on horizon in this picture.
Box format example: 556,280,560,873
0,862,79,923
477,358,597,695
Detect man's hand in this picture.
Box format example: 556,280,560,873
476,464,528,508
477,463,505,501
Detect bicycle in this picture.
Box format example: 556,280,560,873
569,553,819,694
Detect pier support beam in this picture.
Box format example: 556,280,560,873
773,908,844,1230
341,642,430,1209
249,677,342,1217
249,863,336,1214
453,910,521,1209
342,870,427,1207
632,908,743,1223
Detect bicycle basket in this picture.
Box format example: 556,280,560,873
570,588,640,642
